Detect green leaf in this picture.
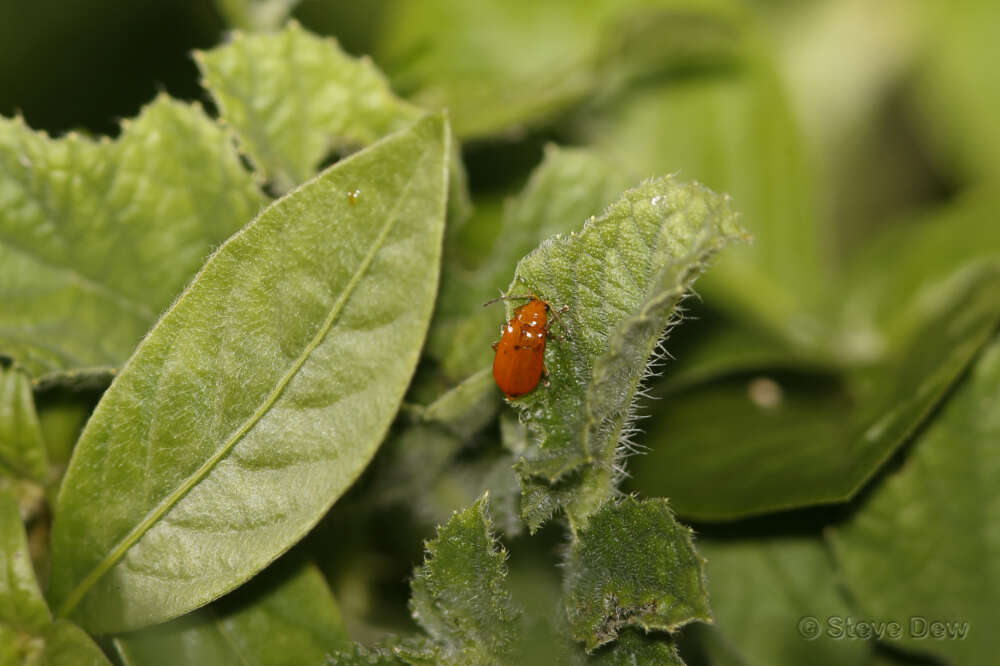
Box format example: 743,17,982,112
33,387,97,508
196,22,423,193
695,536,868,666
0,490,50,634
843,188,1000,354
373,368,502,525
408,494,522,665
113,558,350,666
0,361,48,483
509,176,746,530
0,97,266,378
656,311,823,393
428,146,635,380
912,0,1000,181
35,389,95,470
418,367,500,441
292,1,393,57
48,114,450,633
576,52,828,354
632,261,1000,519
35,620,112,666
584,628,684,666
328,643,411,665
374,0,746,138
374,1,596,139
563,497,711,652
0,491,111,665
828,335,1000,665
213,0,301,31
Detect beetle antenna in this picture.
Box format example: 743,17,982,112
482,291,505,307
483,291,536,307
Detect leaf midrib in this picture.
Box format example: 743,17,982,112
56,156,423,618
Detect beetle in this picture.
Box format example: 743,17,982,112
487,294,567,399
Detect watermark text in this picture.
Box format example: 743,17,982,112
797,615,969,641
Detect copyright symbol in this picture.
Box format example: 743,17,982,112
798,616,821,640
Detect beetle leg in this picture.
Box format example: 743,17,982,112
545,304,569,328
542,362,551,388
491,341,499,351
545,305,571,341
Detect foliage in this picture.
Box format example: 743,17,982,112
0,3,997,665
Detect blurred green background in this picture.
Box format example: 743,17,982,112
3,1,998,664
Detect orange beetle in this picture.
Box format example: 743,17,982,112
488,294,566,399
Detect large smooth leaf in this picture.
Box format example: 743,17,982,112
828,335,1000,665
695,536,869,666
508,176,745,530
631,262,1000,519
562,497,710,652
0,491,111,665
0,97,266,379
196,22,422,193
0,361,48,484
114,558,350,666
48,114,450,633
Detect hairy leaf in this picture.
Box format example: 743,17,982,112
113,558,350,666
510,176,745,530
409,495,522,665
0,98,265,378
829,335,1000,665
583,628,684,665
633,261,1000,519
428,146,634,380
0,361,48,483
696,536,868,666
196,22,422,193
328,643,411,665
563,497,710,652
48,114,450,633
